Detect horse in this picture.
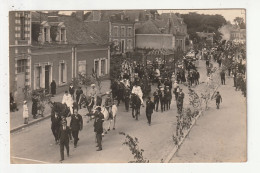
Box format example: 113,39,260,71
86,105,117,135
78,94,95,113
131,93,141,120
49,101,71,118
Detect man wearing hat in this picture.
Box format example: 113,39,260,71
70,109,83,148
69,83,75,100
165,86,172,110
145,96,155,126
88,84,98,105
177,88,185,113
153,88,160,112
159,87,165,112
104,91,113,113
124,87,131,112
58,120,72,162
94,107,104,151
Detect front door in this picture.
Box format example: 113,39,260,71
16,73,25,101
121,40,125,53
45,66,50,93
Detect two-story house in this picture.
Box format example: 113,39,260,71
9,11,32,101
10,11,110,101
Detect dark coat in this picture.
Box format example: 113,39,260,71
58,126,72,143
146,100,155,114
51,114,61,128
153,91,160,102
69,86,75,95
94,112,104,134
32,97,38,115
70,114,83,131
76,89,83,98
50,81,56,95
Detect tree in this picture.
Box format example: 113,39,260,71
234,17,244,25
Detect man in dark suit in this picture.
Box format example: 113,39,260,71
69,83,75,100
146,97,155,126
153,88,160,112
51,111,61,144
124,87,131,112
75,87,83,108
94,107,104,151
58,120,72,162
177,89,185,113
70,109,83,148
220,70,226,85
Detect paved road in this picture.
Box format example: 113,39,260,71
10,60,212,163
170,76,247,162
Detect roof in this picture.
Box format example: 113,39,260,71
31,11,109,46
135,20,162,34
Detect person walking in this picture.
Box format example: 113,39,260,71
165,86,172,110
75,87,83,108
177,89,185,113
145,97,155,126
70,109,83,148
69,83,75,100
51,111,61,144
10,92,18,112
214,91,222,109
58,120,72,162
153,88,160,112
23,101,29,124
50,80,56,97
94,107,104,151
124,87,131,112
220,70,226,85
32,93,38,119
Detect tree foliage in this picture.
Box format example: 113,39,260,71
181,12,227,43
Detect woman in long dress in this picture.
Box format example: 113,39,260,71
32,94,38,119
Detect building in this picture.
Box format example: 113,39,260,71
10,11,110,102
135,20,175,50
196,32,214,46
230,27,246,43
160,13,188,51
85,11,135,54
9,11,32,101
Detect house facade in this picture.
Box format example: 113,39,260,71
9,11,32,101
10,11,110,102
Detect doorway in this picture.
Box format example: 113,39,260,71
45,65,50,93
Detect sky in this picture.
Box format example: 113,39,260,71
59,9,246,24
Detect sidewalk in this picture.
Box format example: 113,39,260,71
170,76,247,162
10,80,111,132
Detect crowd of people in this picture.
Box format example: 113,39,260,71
9,38,246,162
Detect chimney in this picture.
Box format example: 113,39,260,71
75,11,84,21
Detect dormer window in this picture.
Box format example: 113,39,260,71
61,28,65,41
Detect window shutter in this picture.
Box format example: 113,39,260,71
64,63,67,83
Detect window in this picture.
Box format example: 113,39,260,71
20,16,25,40
36,66,41,89
127,27,132,37
101,59,105,75
60,63,66,83
17,59,27,73
113,26,118,37
61,28,65,41
121,26,125,37
44,28,48,42
94,60,99,76
127,39,132,50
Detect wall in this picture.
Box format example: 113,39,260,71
135,34,175,50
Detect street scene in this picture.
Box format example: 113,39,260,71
9,10,246,163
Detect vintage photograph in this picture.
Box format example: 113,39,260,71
9,9,246,163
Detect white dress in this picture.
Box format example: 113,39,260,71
62,94,73,114
131,86,144,104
